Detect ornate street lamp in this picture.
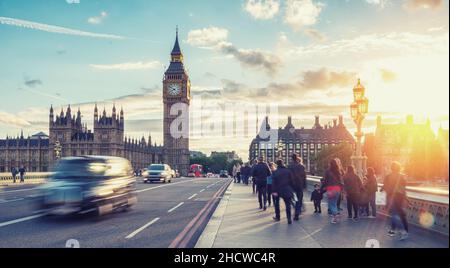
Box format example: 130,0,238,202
350,79,369,177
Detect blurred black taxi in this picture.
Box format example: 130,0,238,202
39,156,137,216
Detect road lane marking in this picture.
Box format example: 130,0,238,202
0,213,45,228
168,202,184,213
125,217,160,239
188,193,197,200
0,187,40,194
199,189,205,193
0,198,24,204
134,179,196,193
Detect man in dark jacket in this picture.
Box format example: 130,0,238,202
11,167,17,183
272,159,295,224
343,165,363,221
287,154,307,221
19,166,26,183
240,164,251,185
251,157,271,210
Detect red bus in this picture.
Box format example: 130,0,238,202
188,164,203,177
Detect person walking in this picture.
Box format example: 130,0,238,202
251,157,271,210
343,165,363,222
272,159,295,224
240,164,250,185
323,159,344,224
335,158,345,213
266,162,277,207
232,163,239,183
383,162,409,240
19,166,26,183
364,167,378,219
11,167,17,183
251,159,258,194
311,184,323,213
287,154,307,221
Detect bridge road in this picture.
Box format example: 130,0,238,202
0,177,231,248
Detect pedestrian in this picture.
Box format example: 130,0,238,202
11,167,17,183
272,159,295,224
311,184,323,213
233,163,241,183
240,164,248,185
335,158,345,213
287,154,307,221
343,165,363,222
19,166,26,183
382,162,409,240
363,167,378,219
266,162,277,207
323,159,344,224
251,159,258,194
251,157,271,211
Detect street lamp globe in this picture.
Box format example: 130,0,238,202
353,79,365,101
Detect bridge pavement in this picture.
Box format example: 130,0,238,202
196,183,449,248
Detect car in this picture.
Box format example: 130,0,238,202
219,170,229,178
143,164,173,183
39,156,137,217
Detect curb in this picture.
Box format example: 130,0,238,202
195,182,234,248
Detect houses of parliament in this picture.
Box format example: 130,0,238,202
0,30,191,173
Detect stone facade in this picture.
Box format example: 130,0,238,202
162,30,191,176
0,105,164,172
249,115,355,173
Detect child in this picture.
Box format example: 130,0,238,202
311,184,323,213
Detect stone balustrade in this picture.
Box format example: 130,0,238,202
306,176,449,236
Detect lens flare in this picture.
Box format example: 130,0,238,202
419,212,435,228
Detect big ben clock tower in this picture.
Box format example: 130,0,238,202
163,28,191,176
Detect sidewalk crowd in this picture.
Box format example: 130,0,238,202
232,154,410,241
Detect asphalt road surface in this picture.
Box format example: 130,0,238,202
0,177,231,248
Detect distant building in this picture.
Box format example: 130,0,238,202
211,151,240,162
0,105,164,172
249,115,355,173
365,115,437,178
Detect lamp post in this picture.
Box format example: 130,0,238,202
350,79,369,177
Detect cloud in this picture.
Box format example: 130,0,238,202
219,42,282,75
380,68,397,82
90,61,162,71
88,11,108,25
284,0,324,31
365,0,390,8
186,27,229,48
24,78,43,88
187,26,282,75
0,16,125,40
244,0,280,20
285,32,449,60
0,111,31,127
300,68,358,90
304,28,326,42
404,0,444,10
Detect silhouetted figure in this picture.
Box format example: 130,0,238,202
343,165,363,221
311,184,323,213
272,159,295,224
251,157,271,210
288,154,307,221
323,159,344,224
383,162,409,240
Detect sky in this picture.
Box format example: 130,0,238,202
0,0,449,160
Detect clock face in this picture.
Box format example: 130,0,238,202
168,83,181,96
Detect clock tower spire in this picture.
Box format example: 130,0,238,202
163,28,191,176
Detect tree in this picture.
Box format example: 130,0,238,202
312,143,353,175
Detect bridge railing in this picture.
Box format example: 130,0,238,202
0,172,52,185
306,176,449,236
